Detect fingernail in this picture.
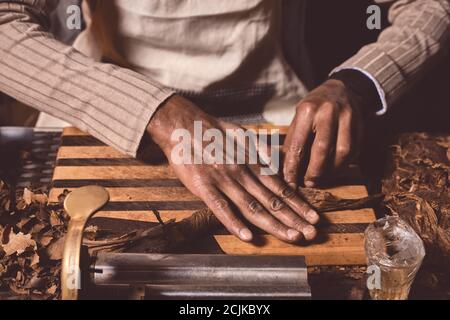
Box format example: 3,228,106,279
239,228,253,241
306,209,319,224
303,226,317,241
287,229,301,241
305,180,315,188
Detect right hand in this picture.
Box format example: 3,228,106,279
147,95,319,243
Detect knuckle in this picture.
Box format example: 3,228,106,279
315,140,329,153
336,145,351,158
284,171,296,182
341,106,353,118
280,186,296,199
211,197,230,211
247,200,264,216
298,102,316,114
229,164,243,175
269,196,285,211
192,174,207,189
316,104,336,121
321,102,335,111
315,112,330,124
288,145,304,158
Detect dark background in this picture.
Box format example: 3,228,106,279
305,0,388,84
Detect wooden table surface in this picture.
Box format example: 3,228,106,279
49,126,376,268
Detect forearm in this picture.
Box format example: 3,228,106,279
0,0,174,156
335,0,450,111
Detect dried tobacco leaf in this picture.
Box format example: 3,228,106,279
382,133,449,263
0,181,65,299
1,231,37,256
25,275,46,290
23,188,34,206
49,211,63,227
381,133,450,299
38,234,53,247
30,253,40,267
23,188,48,206
46,237,65,261
47,284,57,295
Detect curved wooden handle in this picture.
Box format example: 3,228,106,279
61,219,85,300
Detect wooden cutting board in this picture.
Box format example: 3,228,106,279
49,126,376,266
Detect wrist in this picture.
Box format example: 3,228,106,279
146,95,210,152
147,95,183,151
329,70,381,117
321,78,347,93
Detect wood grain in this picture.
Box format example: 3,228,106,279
90,209,375,225
53,166,176,179
58,146,129,159
213,234,365,266
51,127,376,266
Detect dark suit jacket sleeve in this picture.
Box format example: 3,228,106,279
333,0,450,114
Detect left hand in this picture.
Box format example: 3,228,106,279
282,79,364,188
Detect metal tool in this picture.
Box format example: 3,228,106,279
62,186,311,300
90,253,310,299
62,185,110,300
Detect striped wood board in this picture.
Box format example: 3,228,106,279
50,126,376,266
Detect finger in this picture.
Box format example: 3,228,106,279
200,186,253,242
282,104,314,189
334,108,352,170
304,104,338,187
248,165,319,225
239,169,317,240
220,179,302,243
352,108,365,161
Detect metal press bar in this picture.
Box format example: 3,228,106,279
92,253,309,287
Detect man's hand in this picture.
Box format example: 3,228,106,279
283,79,364,188
147,96,319,243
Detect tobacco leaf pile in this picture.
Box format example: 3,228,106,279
0,184,65,300
381,133,450,298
